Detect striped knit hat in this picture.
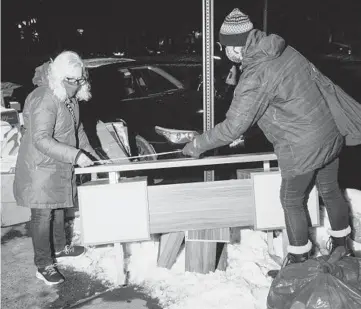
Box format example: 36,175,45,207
219,8,253,46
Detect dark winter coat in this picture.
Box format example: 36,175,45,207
14,63,97,209
193,29,345,178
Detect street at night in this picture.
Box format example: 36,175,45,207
2,1,361,308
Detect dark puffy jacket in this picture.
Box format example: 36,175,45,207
193,29,344,177
14,63,97,208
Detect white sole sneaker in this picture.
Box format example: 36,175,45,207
55,251,85,262
36,271,64,285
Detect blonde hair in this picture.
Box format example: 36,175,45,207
48,51,91,102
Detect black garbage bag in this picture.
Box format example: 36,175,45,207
267,247,361,309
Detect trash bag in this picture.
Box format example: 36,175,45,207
267,247,361,309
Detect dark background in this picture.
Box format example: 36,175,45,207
2,0,361,189
2,0,361,60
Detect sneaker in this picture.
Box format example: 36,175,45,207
55,245,85,261
36,264,65,285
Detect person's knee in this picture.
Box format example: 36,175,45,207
317,183,342,200
280,188,306,209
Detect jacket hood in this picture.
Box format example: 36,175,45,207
32,61,50,87
242,29,286,69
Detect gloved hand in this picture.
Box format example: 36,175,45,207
225,65,237,86
75,151,94,167
182,138,204,158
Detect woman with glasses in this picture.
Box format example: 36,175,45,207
14,51,98,285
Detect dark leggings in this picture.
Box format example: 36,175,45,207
280,158,350,246
31,208,66,268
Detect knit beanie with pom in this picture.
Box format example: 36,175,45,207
219,8,253,46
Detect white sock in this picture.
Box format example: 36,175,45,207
328,226,351,238
287,239,312,255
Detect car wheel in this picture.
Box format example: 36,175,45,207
135,135,157,161
135,135,163,184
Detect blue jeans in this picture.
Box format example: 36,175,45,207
280,158,350,246
30,208,66,268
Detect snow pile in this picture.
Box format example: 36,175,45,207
1,118,21,172
346,189,361,252
58,243,118,286
58,188,361,309
346,189,361,216
127,230,279,309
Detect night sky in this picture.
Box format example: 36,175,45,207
2,0,361,60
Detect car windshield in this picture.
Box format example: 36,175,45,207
130,67,179,95
89,67,140,100
89,65,182,102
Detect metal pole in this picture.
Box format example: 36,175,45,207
202,0,214,182
263,0,268,34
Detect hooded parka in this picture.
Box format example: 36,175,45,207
14,63,97,209
192,29,345,178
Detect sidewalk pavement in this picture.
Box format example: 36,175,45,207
1,224,162,309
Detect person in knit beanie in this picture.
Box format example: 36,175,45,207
219,8,253,47
219,8,253,64
183,8,360,277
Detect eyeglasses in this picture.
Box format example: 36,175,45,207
64,76,87,86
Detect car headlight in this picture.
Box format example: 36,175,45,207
155,126,199,144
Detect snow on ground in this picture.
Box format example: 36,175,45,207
58,189,361,309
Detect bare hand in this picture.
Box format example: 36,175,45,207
76,152,94,167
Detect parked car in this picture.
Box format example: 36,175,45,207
324,41,353,59
81,57,273,164
1,57,272,169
